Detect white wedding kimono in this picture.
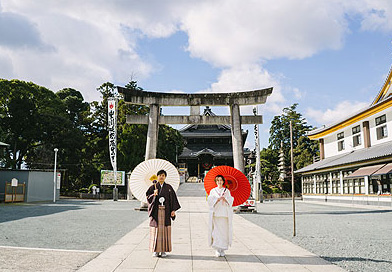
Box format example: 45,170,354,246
207,187,234,251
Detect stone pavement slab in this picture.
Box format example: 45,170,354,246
78,196,346,272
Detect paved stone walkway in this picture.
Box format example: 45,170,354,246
78,196,346,272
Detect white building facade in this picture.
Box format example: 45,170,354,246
297,66,392,206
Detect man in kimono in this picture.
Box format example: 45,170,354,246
146,169,181,257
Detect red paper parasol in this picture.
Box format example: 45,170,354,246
204,166,251,206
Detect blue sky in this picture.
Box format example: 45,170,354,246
1,0,392,149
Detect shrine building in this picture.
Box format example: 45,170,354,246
178,107,250,179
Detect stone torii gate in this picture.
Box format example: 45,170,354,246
117,87,273,173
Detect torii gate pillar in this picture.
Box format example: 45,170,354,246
145,104,160,160
230,104,245,172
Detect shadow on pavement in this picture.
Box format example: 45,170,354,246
323,256,392,265
0,199,97,223
168,254,339,265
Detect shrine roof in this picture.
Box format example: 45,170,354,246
179,107,247,137
179,146,233,159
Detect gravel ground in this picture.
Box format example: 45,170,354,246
0,198,147,251
0,183,202,252
240,199,392,272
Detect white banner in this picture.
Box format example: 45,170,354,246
56,173,61,189
108,98,117,172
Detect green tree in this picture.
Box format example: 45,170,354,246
259,148,279,182
269,104,312,151
264,104,318,191
0,79,71,169
269,104,317,167
53,88,90,190
294,135,318,170
56,88,89,128
157,125,184,164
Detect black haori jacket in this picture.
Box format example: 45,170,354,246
146,182,181,227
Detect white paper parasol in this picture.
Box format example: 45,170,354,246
129,159,180,203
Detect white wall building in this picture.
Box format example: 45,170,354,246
297,66,392,206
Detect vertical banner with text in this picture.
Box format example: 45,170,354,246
108,98,117,184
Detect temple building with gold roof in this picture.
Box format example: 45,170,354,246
296,65,392,206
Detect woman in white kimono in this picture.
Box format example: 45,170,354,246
208,175,234,257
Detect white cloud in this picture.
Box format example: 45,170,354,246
0,0,166,100
345,0,392,32
0,9,48,49
292,88,303,99
305,100,370,126
206,64,278,93
198,64,287,116
182,0,347,67
1,0,392,103
0,49,14,78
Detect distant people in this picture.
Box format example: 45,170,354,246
146,169,181,257
207,175,233,257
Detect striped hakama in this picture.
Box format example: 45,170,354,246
149,206,172,252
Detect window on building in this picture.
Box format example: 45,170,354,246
337,132,344,140
353,135,361,147
375,114,386,126
352,125,361,147
375,114,388,140
338,140,345,151
377,125,388,140
352,125,360,134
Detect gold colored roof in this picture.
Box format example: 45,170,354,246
372,65,392,105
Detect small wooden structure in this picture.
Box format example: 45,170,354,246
5,182,25,203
